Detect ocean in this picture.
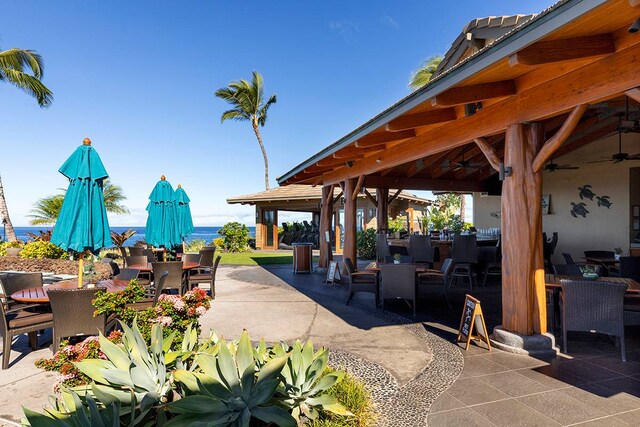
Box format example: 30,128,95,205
7,226,256,246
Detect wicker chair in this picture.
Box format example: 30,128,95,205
384,256,414,264
0,293,54,369
376,233,391,263
560,279,628,361
562,253,576,264
152,262,186,295
199,248,216,268
343,258,379,307
449,235,479,289
142,249,156,263
182,253,202,264
408,235,434,267
119,247,129,266
0,273,46,311
114,268,140,282
103,259,121,277
47,288,117,351
187,256,221,297
128,246,144,257
126,271,169,311
125,255,148,267
379,264,417,316
417,258,453,307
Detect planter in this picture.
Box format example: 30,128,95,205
6,247,21,256
615,254,621,261
394,260,400,264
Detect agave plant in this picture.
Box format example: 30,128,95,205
273,340,352,421
168,330,296,427
71,320,174,424
23,387,127,427
110,229,137,248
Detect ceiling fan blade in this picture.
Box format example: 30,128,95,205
587,159,613,164
557,166,580,170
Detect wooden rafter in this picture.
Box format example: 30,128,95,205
431,80,517,107
509,34,615,66
474,137,502,172
630,0,640,7
366,175,486,192
316,155,363,168
363,189,377,207
332,145,383,159
385,109,457,131
553,118,619,158
355,129,416,147
387,189,403,204
625,88,640,103
352,175,365,201
332,191,343,206
322,184,335,206
405,159,426,178
532,104,588,172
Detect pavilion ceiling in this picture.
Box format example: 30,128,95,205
278,0,640,191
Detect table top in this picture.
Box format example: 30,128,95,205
545,274,639,293
364,261,431,273
128,261,200,272
582,256,619,265
10,279,130,303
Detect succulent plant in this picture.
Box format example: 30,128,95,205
168,330,296,427
273,339,352,421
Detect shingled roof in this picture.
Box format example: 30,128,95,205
227,185,431,205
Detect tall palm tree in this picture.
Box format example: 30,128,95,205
409,55,443,91
1,47,53,241
29,180,129,225
215,71,277,190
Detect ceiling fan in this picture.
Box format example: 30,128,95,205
442,147,483,171
588,97,640,164
543,158,579,172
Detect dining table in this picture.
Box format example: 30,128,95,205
127,261,200,273
582,256,619,266
545,274,639,293
10,279,130,304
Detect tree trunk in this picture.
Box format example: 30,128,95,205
0,175,17,242
460,194,466,222
343,178,358,265
376,188,389,232
501,123,546,335
252,120,270,191
319,185,334,268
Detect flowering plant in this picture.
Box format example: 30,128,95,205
34,331,123,391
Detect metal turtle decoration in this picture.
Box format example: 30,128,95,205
570,202,589,218
596,195,612,209
578,185,596,200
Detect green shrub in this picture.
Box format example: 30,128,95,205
356,229,376,259
20,241,67,259
213,237,225,248
184,238,206,252
448,214,464,234
218,221,251,252
0,240,24,256
388,216,407,233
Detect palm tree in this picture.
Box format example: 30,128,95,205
1,48,53,107
1,47,53,241
29,180,129,225
215,71,277,190
409,55,443,91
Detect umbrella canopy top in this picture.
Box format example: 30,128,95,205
148,178,175,203
58,139,108,181
174,186,190,204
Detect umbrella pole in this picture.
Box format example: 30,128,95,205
77,252,84,288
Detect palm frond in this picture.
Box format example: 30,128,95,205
28,194,65,225
102,180,129,214
0,68,53,107
221,109,249,123
0,48,44,78
409,55,443,91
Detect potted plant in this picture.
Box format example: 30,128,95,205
388,216,406,239
580,264,599,280
614,247,623,261
393,253,401,264
449,215,464,235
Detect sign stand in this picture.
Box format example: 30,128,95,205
325,261,340,285
457,294,491,351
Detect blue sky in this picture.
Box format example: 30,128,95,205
1,0,551,227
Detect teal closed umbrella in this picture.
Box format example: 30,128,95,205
51,138,113,287
145,176,181,249
174,184,194,239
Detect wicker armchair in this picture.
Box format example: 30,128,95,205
0,295,53,369
408,235,434,267
187,256,221,297
376,233,391,263
126,271,169,311
379,264,417,316
182,253,202,264
47,288,117,351
125,255,147,267
128,246,144,257
0,273,46,311
560,279,628,361
152,262,186,295
449,235,479,289
417,258,453,307
114,268,140,282
343,258,379,307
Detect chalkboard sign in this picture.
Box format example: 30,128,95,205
325,261,340,285
457,294,491,351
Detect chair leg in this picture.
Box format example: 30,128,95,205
28,332,38,350
620,333,626,362
482,268,488,287
346,292,354,306
2,334,11,369
563,328,568,354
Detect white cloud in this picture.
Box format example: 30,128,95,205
381,15,399,29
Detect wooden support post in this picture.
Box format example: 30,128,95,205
376,188,389,231
343,178,358,265
501,123,547,335
319,185,334,268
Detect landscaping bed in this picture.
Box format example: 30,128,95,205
0,256,111,280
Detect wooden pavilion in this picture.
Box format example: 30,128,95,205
276,0,640,345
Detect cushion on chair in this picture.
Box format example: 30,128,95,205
188,274,211,282
7,311,53,328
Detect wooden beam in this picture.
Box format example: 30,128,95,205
363,189,377,207
332,191,343,206
323,184,335,206
333,145,383,159
474,137,502,172
431,80,517,107
385,108,457,131
365,175,486,192
405,159,426,178
532,104,588,172
376,188,389,232
352,175,365,201
387,189,403,205
553,118,618,158
630,0,640,7
321,44,640,185
625,88,640,103
343,178,358,265
319,185,334,268
509,34,614,67
316,155,363,168
355,129,416,148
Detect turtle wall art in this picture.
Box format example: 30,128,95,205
596,195,613,209
578,185,596,200
570,202,589,218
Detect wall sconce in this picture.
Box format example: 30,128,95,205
499,162,512,181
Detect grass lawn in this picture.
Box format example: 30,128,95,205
217,251,320,266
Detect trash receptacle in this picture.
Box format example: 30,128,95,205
292,243,314,274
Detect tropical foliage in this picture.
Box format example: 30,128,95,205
20,240,67,259
215,71,277,190
29,180,129,225
388,215,407,234
409,55,443,91
109,229,136,249
356,229,376,259
0,47,52,106
27,324,370,427
218,221,252,252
